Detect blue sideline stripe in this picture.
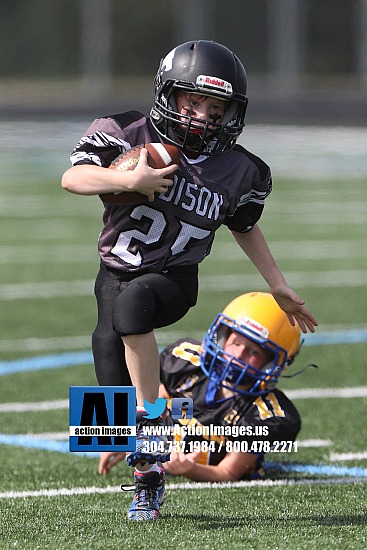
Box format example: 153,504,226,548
0,433,366,477
304,328,367,346
266,461,367,478
1,328,367,376
0,434,99,457
0,351,93,376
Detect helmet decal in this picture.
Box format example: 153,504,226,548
236,316,269,339
161,48,177,73
196,75,233,96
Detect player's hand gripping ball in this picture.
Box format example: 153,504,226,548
99,143,180,205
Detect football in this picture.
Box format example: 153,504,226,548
99,143,180,205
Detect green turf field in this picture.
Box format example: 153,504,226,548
0,124,366,548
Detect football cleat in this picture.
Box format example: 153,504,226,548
126,416,171,467
127,467,165,521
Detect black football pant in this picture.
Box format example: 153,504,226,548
92,262,198,386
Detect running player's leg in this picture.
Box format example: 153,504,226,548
112,271,197,520
112,272,194,464
92,264,131,386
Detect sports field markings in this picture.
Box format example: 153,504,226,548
0,335,92,353
201,271,367,291
1,270,367,301
0,196,100,219
0,332,199,353
212,240,367,261
297,439,332,448
286,386,367,399
0,432,333,448
0,245,96,264
0,400,69,412
1,240,365,264
1,475,367,501
1,325,367,356
1,387,366,414
14,431,70,440
0,279,94,300
330,451,367,461
240,125,367,181
0,433,334,456
8,434,362,479
0,351,94,376
2,123,367,182
8,195,366,224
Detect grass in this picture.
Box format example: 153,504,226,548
1,475,366,549
0,126,367,548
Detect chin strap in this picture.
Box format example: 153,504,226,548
281,363,319,379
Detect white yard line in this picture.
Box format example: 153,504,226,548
0,336,92,352
1,269,367,300
285,387,367,399
0,240,366,265
0,400,69,412
0,279,94,300
330,451,367,461
2,326,367,353
297,439,332,448
1,387,366,413
0,245,96,264
210,240,367,261
200,271,367,291
0,332,199,352
1,476,366,500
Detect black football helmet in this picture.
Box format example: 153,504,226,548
150,40,248,156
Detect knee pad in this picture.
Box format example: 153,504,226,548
112,281,156,336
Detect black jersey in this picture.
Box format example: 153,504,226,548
70,111,272,273
160,338,301,478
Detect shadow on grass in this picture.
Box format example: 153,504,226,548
162,512,367,529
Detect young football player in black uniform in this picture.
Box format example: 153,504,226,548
99,293,305,513
62,40,317,521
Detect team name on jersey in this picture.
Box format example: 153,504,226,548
158,175,224,221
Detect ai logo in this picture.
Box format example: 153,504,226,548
171,398,194,420
69,386,136,452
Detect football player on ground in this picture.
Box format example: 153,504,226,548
62,40,317,521
99,293,306,509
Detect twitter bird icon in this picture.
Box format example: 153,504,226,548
143,398,167,419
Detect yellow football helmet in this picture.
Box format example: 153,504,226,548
201,292,302,396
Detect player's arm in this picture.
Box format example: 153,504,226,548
98,451,126,475
61,149,176,201
230,224,318,333
162,449,259,482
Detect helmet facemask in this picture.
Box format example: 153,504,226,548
151,79,247,156
150,41,248,156
201,314,290,397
